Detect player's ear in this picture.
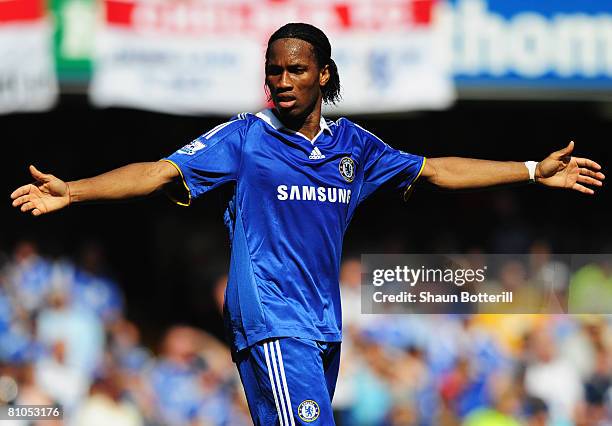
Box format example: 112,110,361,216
319,64,330,87
264,81,272,102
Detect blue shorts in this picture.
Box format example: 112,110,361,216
234,337,341,425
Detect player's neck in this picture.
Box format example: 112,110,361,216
274,104,322,141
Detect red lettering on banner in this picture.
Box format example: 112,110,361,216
103,0,434,34
334,5,350,28
411,0,434,25
105,0,135,27
0,0,45,24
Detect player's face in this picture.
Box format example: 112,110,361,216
265,38,329,120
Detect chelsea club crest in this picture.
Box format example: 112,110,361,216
339,157,355,183
297,400,320,422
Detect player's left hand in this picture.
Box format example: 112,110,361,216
536,141,605,195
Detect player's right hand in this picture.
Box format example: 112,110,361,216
10,165,71,216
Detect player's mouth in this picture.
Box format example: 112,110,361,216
276,95,297,109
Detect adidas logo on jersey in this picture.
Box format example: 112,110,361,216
309,147,325,160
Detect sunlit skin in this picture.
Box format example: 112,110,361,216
265,38,330,140
9,37,605,217
6,26,607,426
422,140,605,194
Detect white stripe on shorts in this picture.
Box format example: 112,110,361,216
275,340,296,426
263,341,284,426
269,340,290,426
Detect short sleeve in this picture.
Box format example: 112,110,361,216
162,117,246,206
356,124,425,204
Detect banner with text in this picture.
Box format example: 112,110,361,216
51,0,95,82
438,0,612,94
0,0,58,114
89,0,454,115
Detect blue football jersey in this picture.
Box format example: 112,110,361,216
164,109,425,352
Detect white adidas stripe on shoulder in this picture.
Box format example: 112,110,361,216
353,122,391,148
353,122,384,143
203,113,249,140
203,121,234,140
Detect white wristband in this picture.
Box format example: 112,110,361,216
524,161,538,182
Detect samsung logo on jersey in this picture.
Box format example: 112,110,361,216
277,185,351,204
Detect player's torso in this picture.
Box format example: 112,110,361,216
230,117,363,279
236,119,362,236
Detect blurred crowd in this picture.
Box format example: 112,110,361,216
336,253,612,426
1,240,612,426
0,241,250,426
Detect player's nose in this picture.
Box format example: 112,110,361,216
278,70,292,89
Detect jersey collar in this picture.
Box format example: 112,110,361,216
255,108,333,142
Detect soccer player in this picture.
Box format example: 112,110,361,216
10,23,604,425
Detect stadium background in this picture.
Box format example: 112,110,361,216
2,0,612,425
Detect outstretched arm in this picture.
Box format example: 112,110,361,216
11,161,179,216
421,141,604,194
